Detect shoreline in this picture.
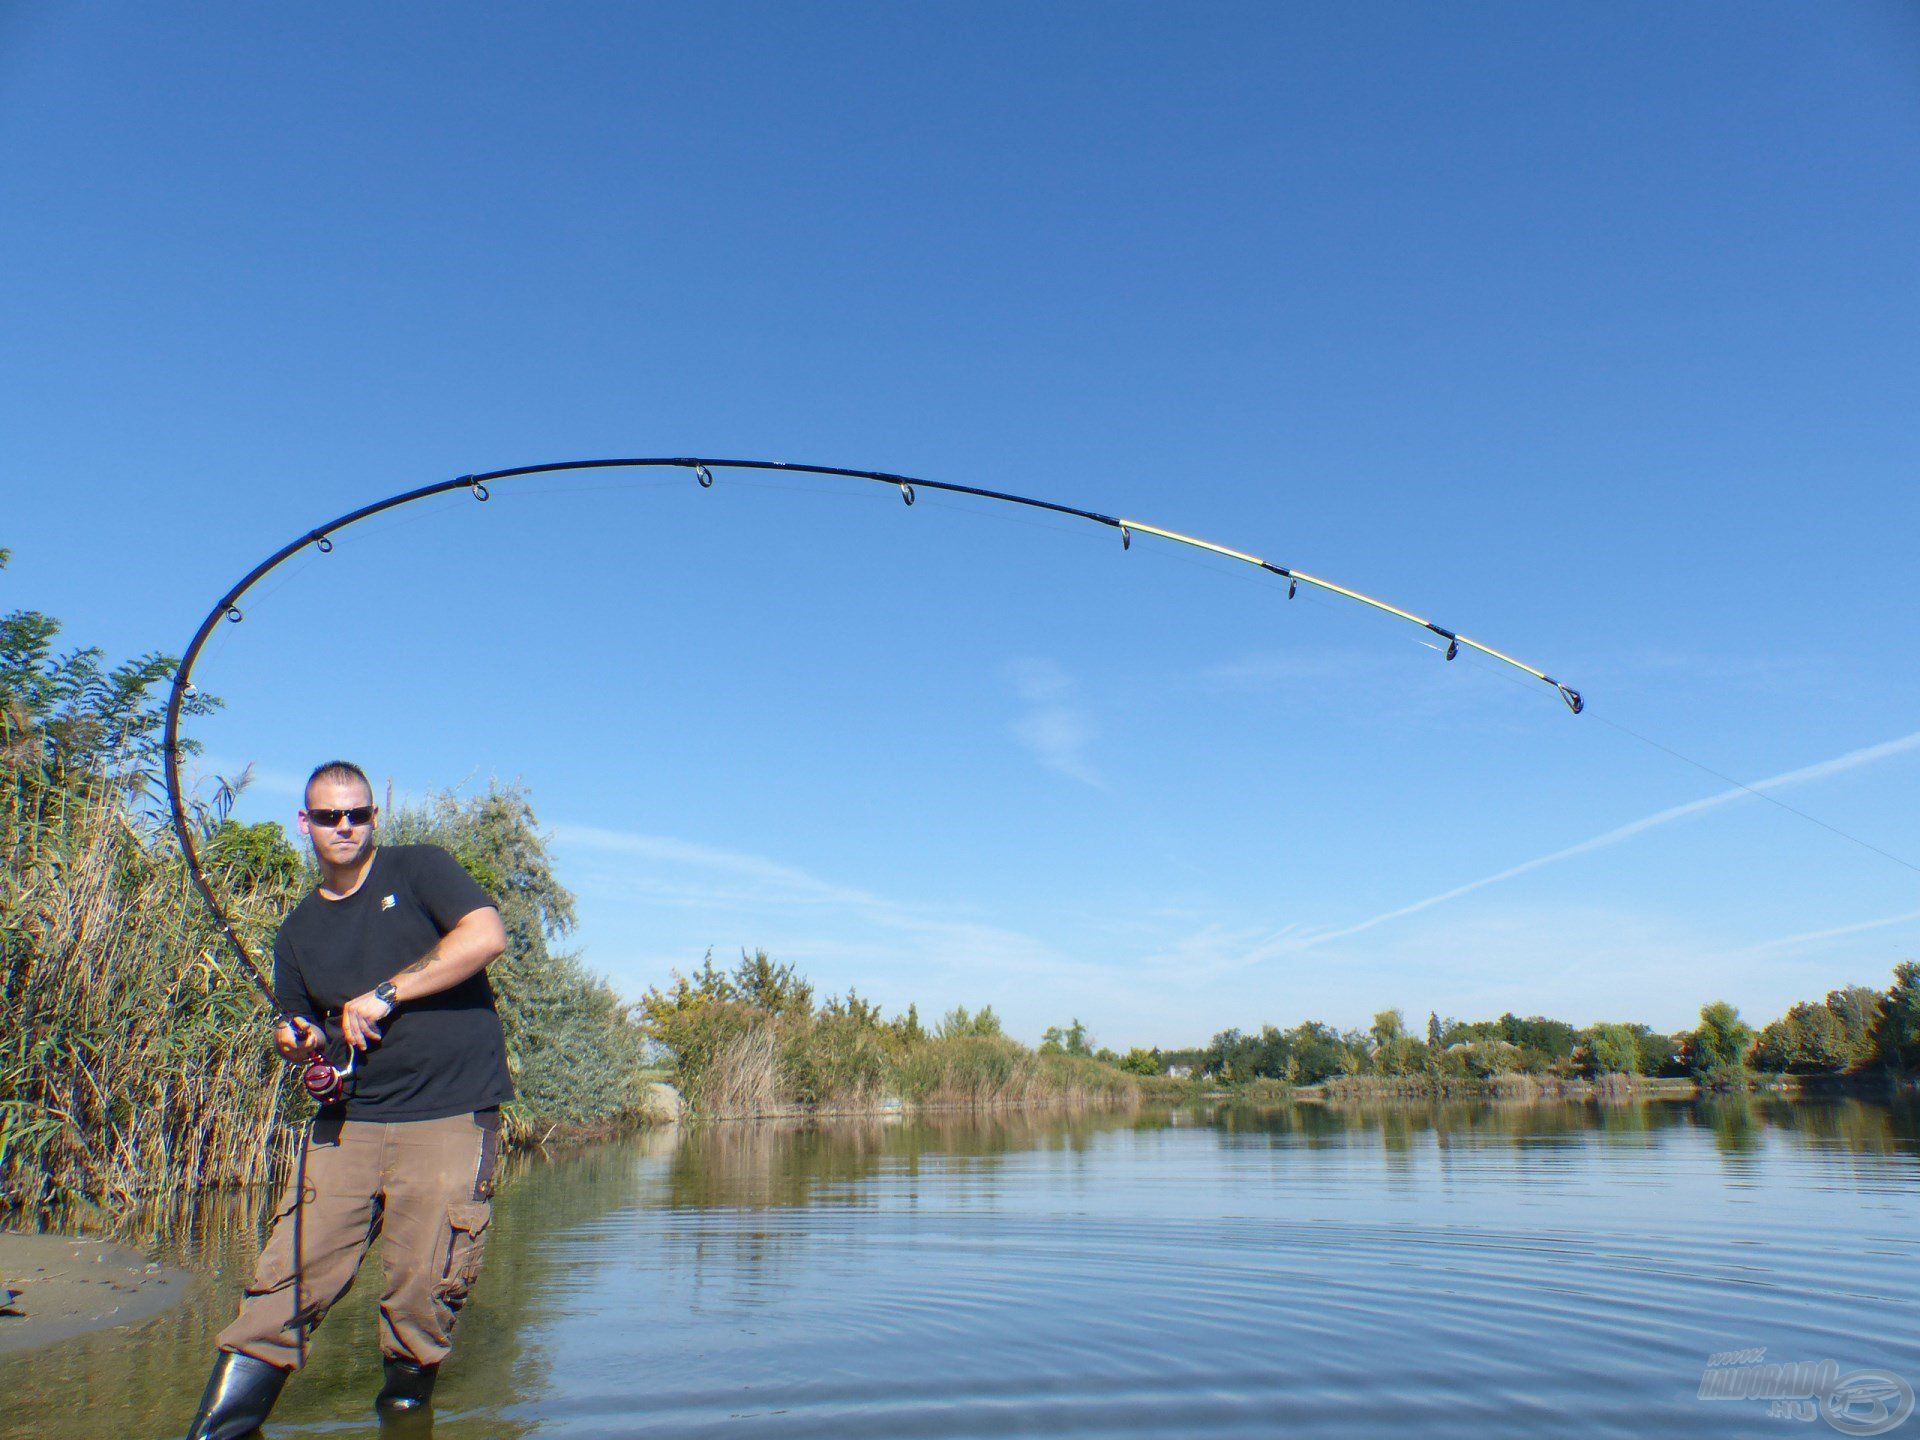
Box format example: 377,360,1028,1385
1222,1070,1899,1104
0,1230,196,1357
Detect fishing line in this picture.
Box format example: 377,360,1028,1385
1584,710,1920,878
1423,629,1920,877
1095,520,1920,878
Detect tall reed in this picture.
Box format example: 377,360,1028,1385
0,764,302,1224
668,1027,1141,1120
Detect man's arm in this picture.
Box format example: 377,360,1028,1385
272,929,326,1061
339,906,508,1050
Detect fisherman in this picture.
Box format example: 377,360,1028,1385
184,759,512,1440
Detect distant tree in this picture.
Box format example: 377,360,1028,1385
1753,1002,1848,1074
1118,1047,1163,1076
1040,1018,1093,1058
1287,1021,1354,1084
1637,1029,1684,1077
1871,963,1920,1073
1581,1022,1644,1076
0,559,218,800
1825,985,1886,1069
1369,1010,1429,1076
734,948,814,1018
1427,1011,1442,1048
1482,1013,1577,1072
819,987,884,1029
891,1002,927,1046
1682,1001,1754,1081
936,1004,1004,1040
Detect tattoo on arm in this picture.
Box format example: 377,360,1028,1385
398,947,440,977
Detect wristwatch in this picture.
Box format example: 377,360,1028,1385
373,981,399,1012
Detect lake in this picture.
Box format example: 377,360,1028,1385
4,1097,1916,1438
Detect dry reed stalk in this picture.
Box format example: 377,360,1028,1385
2,763,301,1225
693,1025,784,1119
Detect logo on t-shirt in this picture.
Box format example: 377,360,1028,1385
380,894,396,911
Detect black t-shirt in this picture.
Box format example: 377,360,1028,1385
273,844,514,1121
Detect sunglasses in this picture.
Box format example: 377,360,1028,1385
306,806,376,828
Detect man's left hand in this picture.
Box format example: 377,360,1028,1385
341,991,394,1051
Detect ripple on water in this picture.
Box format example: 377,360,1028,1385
497,1109,1920,1439
3,1100,1916,1439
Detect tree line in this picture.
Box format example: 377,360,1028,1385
1174,974,1920,1090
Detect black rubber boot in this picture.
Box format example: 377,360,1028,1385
184,1350,289,1439
375,1355,439,1412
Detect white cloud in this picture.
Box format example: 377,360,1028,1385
1006,657,1105,788
547,820,1128,1026
550,824,882,909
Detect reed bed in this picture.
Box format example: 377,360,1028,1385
658,1018,1141,1122
892,1038,1139,1110
1,766,303,1224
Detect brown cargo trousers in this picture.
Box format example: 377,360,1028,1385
217,1109,501,1372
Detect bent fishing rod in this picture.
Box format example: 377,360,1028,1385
162,455,1585,1020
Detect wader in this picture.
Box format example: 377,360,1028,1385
216,1109,501,1372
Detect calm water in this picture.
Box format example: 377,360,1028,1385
5,1099,1917,1439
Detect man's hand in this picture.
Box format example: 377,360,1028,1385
341,991,395,1051
274,1015,326,1062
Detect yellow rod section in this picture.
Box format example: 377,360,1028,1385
1118,519,1265,568
1114,518,1565,697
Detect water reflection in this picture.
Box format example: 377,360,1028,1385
3,1097,1915,1439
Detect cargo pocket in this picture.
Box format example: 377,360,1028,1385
432,1200,492,1327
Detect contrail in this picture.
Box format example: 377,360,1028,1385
1288,730,1920,952
1739,906,1920,958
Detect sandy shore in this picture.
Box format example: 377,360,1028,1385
0,1230,195,1355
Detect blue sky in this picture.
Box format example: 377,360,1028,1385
5,3,1917,1047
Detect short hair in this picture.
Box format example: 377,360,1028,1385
305,759,373,806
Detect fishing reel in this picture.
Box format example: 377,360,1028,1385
300,1048,355,1105
284,1016,355,1105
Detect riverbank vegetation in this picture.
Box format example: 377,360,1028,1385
0,574,660,1222
1184,971,1919,1099
640,952,1139,1118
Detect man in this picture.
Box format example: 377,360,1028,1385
185,760,512,1440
